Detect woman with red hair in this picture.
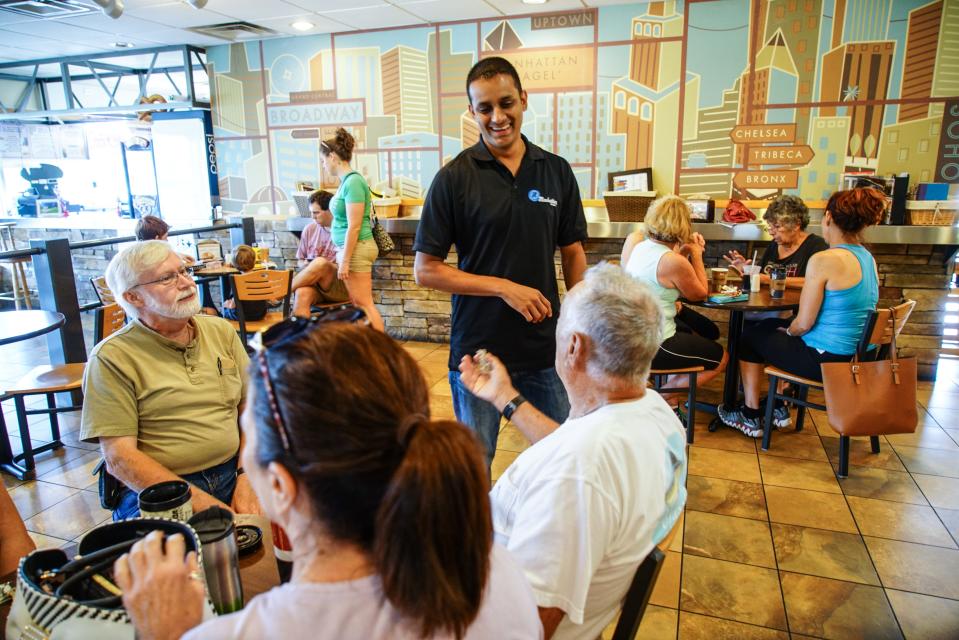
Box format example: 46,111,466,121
718,188,884,436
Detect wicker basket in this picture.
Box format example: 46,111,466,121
603,190,657,222
904,200,958,226
372,197,402,218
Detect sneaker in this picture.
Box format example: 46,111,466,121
672,405,688,425
772,404,792,429
716,404,763,438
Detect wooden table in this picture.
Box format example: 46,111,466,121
685,286,801,423
192,266,240,309
0,515,280,631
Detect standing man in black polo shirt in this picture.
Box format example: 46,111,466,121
414,57,588,465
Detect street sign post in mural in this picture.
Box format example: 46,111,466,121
733,170,799,190
748,145,815,165
729,124,797,144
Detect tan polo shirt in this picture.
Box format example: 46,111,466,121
80,314,249,475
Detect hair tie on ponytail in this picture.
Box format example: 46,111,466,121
397,414,426,450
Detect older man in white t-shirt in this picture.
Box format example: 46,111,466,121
459,262,687,640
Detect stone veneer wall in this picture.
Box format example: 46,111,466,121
5,219,955,379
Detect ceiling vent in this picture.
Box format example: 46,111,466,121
0,0,95,18
188,21,278,41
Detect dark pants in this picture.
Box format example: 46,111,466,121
113,456,239,520
738,319,851,382
449,367,569,467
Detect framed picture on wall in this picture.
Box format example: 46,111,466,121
608,168,653,192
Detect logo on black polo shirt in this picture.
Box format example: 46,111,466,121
527,189,558,207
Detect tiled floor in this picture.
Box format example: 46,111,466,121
3,329,959,639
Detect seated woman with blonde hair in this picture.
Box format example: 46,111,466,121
621,195,727,420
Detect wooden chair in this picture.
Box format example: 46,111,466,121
2,363,84,480
227,269,293,343
761,300,917,477
649,366,703,444
90,275,115,305
611,516,682,640
0,222,32,310
93,303,126,344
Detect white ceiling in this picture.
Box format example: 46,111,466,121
0,0,641,65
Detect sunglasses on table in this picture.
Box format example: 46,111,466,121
249,304,369,455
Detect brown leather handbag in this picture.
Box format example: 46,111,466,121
820,307,918,437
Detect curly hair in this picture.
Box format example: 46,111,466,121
320,127,355,162
825,188,886,237
763,195,810,230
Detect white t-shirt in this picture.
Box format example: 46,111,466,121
489,391,687,640
182,544,542,640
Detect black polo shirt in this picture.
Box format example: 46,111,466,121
414,136,588,372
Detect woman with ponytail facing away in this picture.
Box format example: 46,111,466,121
114,310,542,640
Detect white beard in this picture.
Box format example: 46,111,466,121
145,288,201,320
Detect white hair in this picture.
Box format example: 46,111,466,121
105,240,175,320
558,262,663,386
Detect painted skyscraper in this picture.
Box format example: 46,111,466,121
381,45,433,134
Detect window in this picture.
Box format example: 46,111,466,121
628,97,639,116
819,136,829,150
797,40,807,54
921,170,930,181
634,23,643,36
888,130,899,143
776,5,785,17
805,59,814,72
615,91,625,109
654,25,661,37
644,23,651,36
827,152,837,164
828,172,837,184
641,102,652,120
800,81,810,94
898,148,908,161
807,16,816,28
808,170,818,182
919,139,929,153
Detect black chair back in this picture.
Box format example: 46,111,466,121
611,546,666,640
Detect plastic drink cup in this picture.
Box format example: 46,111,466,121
770,267,787,299
744,265,761,293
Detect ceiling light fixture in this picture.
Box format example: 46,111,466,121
186,0,208,8
113,41,134,48
91,0,124,19
521,0,548,4
291,20,314,31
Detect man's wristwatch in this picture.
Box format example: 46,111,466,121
502,394,527,421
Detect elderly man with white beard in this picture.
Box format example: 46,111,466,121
80,240,259,519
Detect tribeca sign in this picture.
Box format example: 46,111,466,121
266,99,365,129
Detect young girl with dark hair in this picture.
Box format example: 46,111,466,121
113,316,542,640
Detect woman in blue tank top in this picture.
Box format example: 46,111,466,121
717,188,884,438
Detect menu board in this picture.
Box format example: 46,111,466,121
0,124,19,158
22,124,57,159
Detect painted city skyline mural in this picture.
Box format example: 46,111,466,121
208,0,959,217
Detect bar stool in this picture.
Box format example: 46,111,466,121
0,222,32,310
2,363,84,479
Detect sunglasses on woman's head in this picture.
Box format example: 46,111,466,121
250,304,369,455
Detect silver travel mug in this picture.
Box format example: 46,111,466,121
188,507,244,614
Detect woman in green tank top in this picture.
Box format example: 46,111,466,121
320,128,384,331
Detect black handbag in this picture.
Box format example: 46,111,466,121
93,458,123,511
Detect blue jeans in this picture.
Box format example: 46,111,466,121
113,456,239,521
449,367,570,466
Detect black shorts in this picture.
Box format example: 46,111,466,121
652,331,725,371
738,319,851,381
